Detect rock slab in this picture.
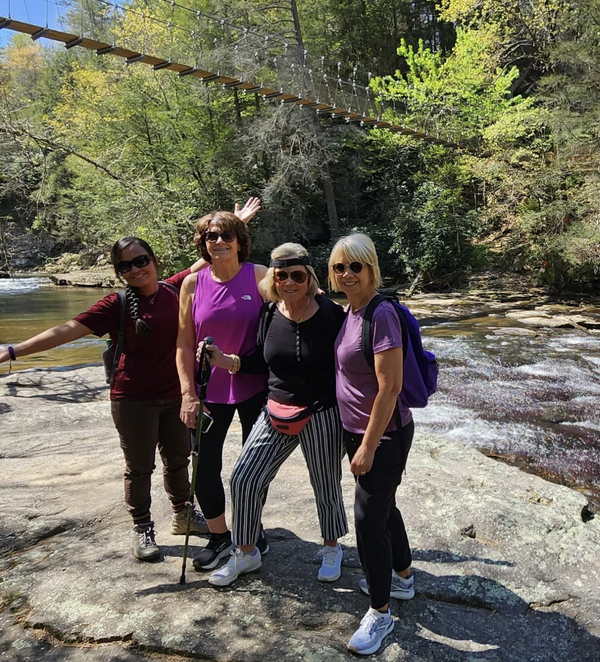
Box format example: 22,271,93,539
1,367,599,661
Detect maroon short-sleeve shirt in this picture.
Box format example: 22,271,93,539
74,270,190,400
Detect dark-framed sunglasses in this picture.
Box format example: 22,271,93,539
117,254,152,274
274,269,308,284
332,261,364,275
204,230,237,243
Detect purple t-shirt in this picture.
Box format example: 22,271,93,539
192,262,267,404
334,300,412,434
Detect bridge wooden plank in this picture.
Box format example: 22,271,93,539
0,16,460,149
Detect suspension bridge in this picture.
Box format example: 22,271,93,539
0,0,462,149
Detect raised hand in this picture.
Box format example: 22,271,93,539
234,197,261,224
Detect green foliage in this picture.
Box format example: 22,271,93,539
1,0,600,287
371,28,524,144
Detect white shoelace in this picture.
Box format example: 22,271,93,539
317,546,340,567
223,547,244,572
361,610,388,636
139,529,156,548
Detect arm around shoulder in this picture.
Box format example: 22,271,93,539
254,263,268,283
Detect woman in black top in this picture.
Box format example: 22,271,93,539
200,242,348,587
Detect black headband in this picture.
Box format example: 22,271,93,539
270,257,312,268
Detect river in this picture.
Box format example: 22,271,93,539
1,277,599,513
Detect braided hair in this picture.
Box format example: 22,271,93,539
110,236,155,336
125,285,151,336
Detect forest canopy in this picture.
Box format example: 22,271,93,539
1,0,599,289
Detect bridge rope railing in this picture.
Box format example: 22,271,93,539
0,0,462,148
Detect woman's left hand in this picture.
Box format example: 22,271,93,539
197,341,230,370
234,197,261,224
350,444,375,476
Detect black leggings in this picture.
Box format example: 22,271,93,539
344,420,414,610
195,390,267,520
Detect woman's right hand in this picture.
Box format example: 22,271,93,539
0,346,11,364
180,393,201,429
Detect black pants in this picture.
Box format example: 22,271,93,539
195,390,267,520
344,420,414,610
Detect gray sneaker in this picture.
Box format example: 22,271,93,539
132,525,160,561
170,508,209,536
359,571,415,600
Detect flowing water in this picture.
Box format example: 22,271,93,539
1,277,599,512
0,277,112,370
415,311,600,513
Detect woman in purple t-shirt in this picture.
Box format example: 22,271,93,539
329,233,415,656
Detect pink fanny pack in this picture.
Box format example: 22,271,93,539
266,399,314,436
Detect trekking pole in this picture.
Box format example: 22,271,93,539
179,336,214,585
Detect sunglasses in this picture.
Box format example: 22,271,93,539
117,254,152,274
204,230,237,243
274,269,308,284
332,262,364,275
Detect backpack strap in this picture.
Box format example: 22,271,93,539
361,294,408,370
159,280,179,296
108,290,127,387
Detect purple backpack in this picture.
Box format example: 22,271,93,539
361,295,438,408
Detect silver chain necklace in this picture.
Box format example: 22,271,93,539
146,288,159,305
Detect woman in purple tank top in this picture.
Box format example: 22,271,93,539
177,211,269,571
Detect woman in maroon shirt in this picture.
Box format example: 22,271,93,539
0,200,261,562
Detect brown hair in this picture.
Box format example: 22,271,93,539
193,211,251,263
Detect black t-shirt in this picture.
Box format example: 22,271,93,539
261,301,346,407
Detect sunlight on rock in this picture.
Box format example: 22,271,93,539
416,623,500,652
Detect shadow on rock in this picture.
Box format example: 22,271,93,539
388,566,599,662
0,368,107,404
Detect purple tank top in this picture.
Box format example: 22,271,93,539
192,262,267,404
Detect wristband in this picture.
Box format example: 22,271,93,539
7,346,16,361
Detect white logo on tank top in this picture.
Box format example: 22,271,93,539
241,295,252,300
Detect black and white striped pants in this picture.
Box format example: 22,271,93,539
230,405,348,546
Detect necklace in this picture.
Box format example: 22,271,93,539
282,297,310,324
146,288,159,305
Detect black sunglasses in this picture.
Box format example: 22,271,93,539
117,254,152,274
274,269,308,284
204,230,237,243
332,261,364,275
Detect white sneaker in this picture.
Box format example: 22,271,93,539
359,570,415,600
317,543,343,582
347,607,394,655
208,547,262,587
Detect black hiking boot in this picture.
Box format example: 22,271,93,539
193,532,234,571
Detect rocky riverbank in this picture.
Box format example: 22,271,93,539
42,267,600,328
0,366,598,661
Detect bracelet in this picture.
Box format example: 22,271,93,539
7,346,16,361
228,354,240,375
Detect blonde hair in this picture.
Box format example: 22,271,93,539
328,233,382,292
263,242,319,302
